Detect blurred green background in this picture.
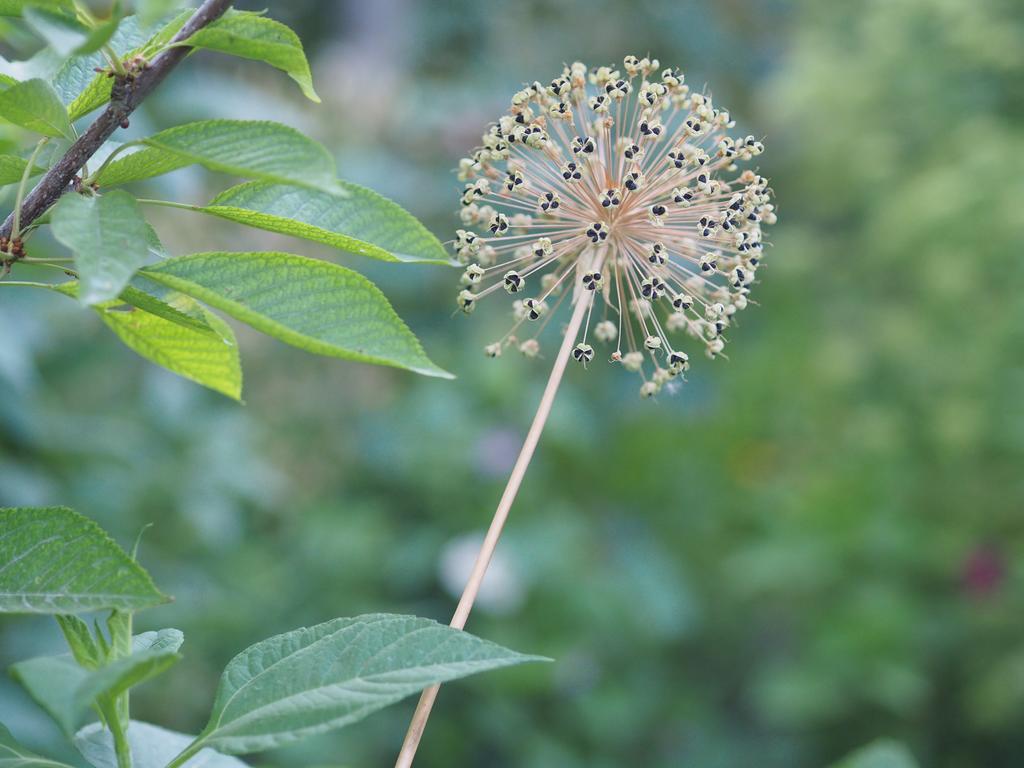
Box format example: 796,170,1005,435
2,0,1023,766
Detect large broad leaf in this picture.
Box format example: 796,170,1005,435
0,78,72,138
202,181,450,264
179,10,319,102
0,153,42,185
11,630,184,735
179,614,546,754
830,740,919,768
23,7,121,56
50,190,152,305
0,506,167,613
96,298,243,400
94,120,337,191
142,251,453,378
0,723,74,768
75,722,248,768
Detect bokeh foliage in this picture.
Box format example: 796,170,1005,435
2,0,1022,766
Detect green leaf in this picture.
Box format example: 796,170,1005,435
73,645,181,708
94,120,337,191
75,722,248,768
0,78,72,137
135,0,181,28
117,283,213,332
23,7,121,56
0,506,167,614
0,0,73,16
0,723,73,768
11,630,184,735
179,10,319,102
96,297,243,400
49,277,215,333
830,740,919,768
0,153,43,185
142,251,452,378
181,614,545,754
50,190,152,305
57,614,104,668
204,181,450,264
131,628,184,654
8,655,84,733
57,15,157,120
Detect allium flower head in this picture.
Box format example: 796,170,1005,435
453,55,776,397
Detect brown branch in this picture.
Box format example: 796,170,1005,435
0,0,233,243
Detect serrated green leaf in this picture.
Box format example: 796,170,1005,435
50,190,152,305
23,7,121,56
0,78,72,137
117,283,212,332
11,631,183,735
0,723,73,768
180,614,545,754
0,506,167,613
203,181,450,264
830,740,919,768
75,722,248,768
96,298,243,400
142,251,452,378
94,120,337,191
48,276,214,334
0,152,43,185
179,10,318,102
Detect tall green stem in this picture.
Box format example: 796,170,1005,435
12,139,49,242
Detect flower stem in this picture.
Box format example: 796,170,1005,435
393,278,595,768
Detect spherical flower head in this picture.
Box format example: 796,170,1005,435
453,55,776,398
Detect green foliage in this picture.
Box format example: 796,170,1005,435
204,181,451,263
75,723,249,768
189,614,545,755
143,251,452,378
62,15,174,120
0,724,73,768
0,507,167,614
830,740,919,768
11,631,182,734
51,190,153,305
0,2,455,394
0,507,542,768
0,2,1007,766
22,6,120,56
93,120,338,192
0,152,41,184
0,77,71,137
0,1,72,17
96,297,243,401
179,10,319,102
